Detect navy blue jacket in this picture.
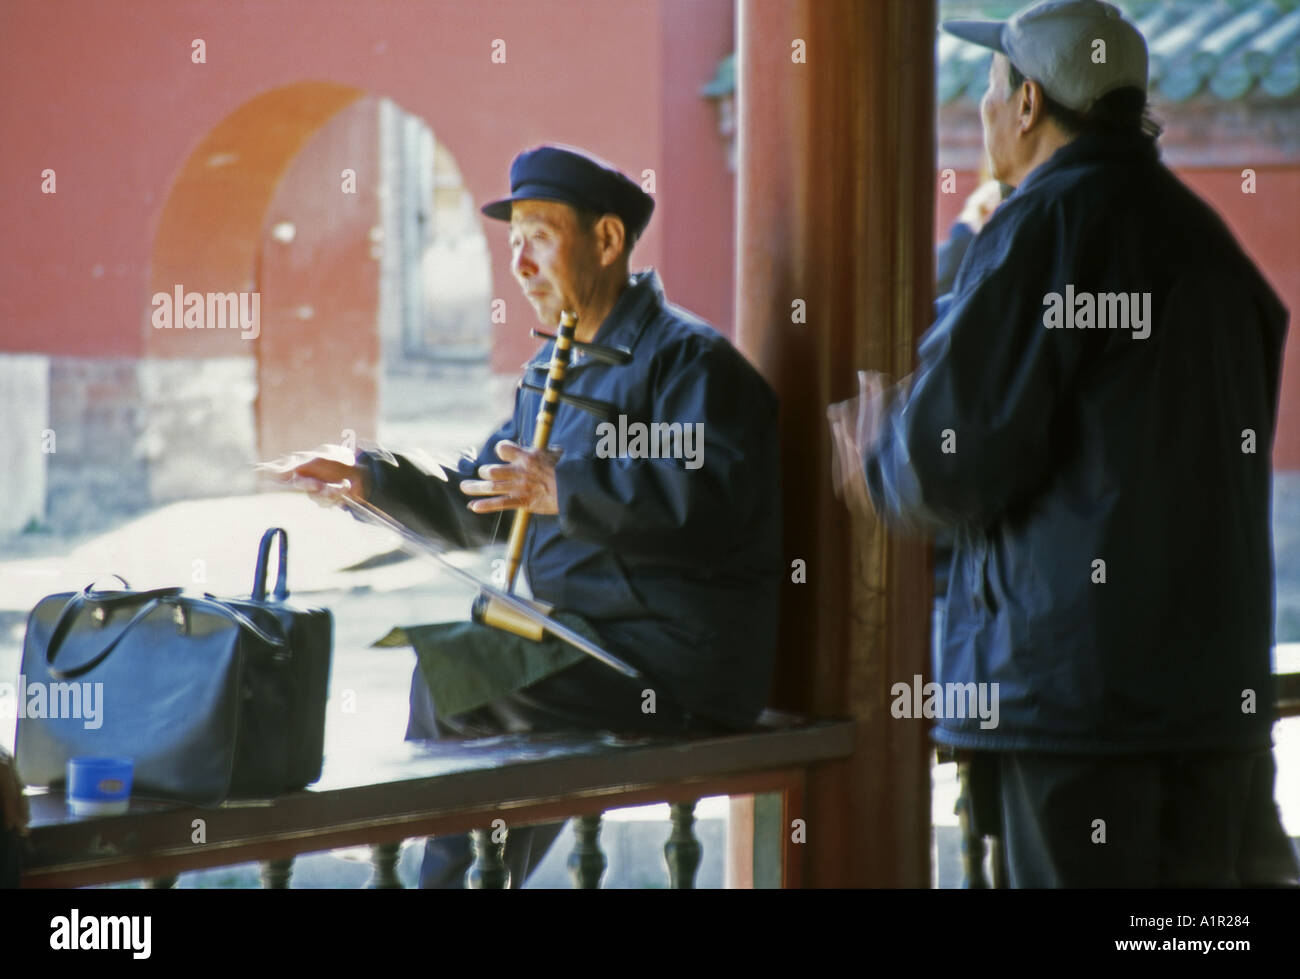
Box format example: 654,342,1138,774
865,129,1287,753
361,270,781,729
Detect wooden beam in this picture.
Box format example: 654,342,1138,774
736,0,935,887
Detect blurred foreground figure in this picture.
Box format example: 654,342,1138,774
1,748,30,887
831,0,1295,887
277,145,780,887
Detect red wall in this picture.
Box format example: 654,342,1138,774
256,97,382,458
935,166,1300,470
0,0,737,372
660,0,736,335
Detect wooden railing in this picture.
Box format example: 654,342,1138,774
21,717,855,889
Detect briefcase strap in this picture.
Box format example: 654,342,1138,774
45,586,288,681
86,573,133,591
253,527,290,602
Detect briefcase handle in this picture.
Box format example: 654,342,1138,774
44,586,288,681
252,527,289,602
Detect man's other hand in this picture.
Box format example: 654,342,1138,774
461,440,560,515
263,454,369,508
958,179,1004,234
828,370,891,519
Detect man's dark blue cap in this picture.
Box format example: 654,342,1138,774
480,144,655,240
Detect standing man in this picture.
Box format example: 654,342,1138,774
280,145,781,886
831,0,1294,886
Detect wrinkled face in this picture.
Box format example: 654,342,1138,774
980,53,1022,185
508,199,600,327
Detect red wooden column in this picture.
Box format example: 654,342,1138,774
734,0,936,887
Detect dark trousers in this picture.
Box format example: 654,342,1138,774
404,656,703,888
968,748,1299,887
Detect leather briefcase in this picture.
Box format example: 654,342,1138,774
14,528,332,806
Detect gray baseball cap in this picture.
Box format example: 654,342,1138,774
942,0,1148,112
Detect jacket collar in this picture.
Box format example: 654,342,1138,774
524,269,664,371
1014,128,1160,200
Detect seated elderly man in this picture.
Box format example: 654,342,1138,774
279,145,781,887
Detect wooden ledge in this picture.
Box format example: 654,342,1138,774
22,717,855,887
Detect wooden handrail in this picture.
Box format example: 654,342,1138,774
22,719,855,889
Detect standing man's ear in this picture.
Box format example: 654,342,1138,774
1019,78,1048,133
593,214,628,266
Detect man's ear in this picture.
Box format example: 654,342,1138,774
1019,78,1046,133
593,214,627,267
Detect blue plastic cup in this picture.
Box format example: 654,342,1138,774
66,756,134,815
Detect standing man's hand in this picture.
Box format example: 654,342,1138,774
461,440,561,515
958,179,1004,234
828,370,893,519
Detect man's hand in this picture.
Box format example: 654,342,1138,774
958,179,1004,234
261,452,369,508
827,370,892,519
460,440,560,515
1,748,29,838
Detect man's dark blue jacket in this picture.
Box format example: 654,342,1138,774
360,270,781,730
866,129,1288,754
